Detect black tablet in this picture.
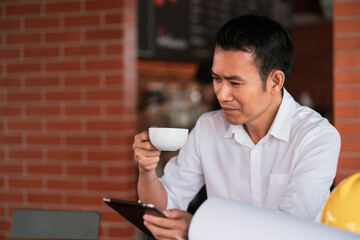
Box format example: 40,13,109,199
103,198,166,236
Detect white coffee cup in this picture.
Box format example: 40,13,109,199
149,127,189,151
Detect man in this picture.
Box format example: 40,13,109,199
133,15,341,240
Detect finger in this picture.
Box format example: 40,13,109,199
136,148,160,158
144,220,181,240
163,209,186,219
134,131,150,142
134,138,159,152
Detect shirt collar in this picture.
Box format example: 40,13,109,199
267,88,295,142
224,88,295,143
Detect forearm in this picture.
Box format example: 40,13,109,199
138,169,168,210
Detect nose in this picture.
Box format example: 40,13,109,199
215,81,233,102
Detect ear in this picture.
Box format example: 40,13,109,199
267,70,285,94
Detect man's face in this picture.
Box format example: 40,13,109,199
212,47,273,126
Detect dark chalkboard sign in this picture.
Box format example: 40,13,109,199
138,0,293,62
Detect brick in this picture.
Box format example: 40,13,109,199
25,47,59,58
9,150,42,159
46,31,82,42
106,74,124,85
335,122,360,136
7,63,41,73
0,106,21,116
46,121,82,131
106,105,135,115
0,49,20,58
334,2,360,17
65,106,101,116
87,150,133,161
334,174,347,185
334,105,360,119
67,165,102,176
341,139,360,152
27,135,61,145
28,193,62,204
86,121,136,131
100,211,128,222
0,19,20,30
64,75,100,86
66,195,103,206
0,77,21,88
65,15,100,27
106,136,133,146
46,61,81,72
335,52,360,68
46,2,80,13
47,179,82,190
7,4,41,15
108,226,136,238
65,136,102,146
105,13,124,24
87,179,136,191
26,106,60,116
334,88,360,101
334,18,360,34
7,33,41,44
0,193,23,202
0,164,23,174
45,91,81,101
334,36,360,51
86,90,123,100
107,166,137,176
86,59,123,70
86,29,123,40
337,156,360,169
0,220,11,232
47,150,82,160
64,45,100,56
7,121,42,130
25,17,59,29
105,43,123,55
9,178,43,188
25,77,60,87
0,135,22,145
86,0,124,10
7,92,41,102
27,164,61,174
334,70,360,84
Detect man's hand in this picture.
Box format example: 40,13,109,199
143,209,193,240
133,130,161,173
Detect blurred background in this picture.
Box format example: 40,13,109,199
0,0,359,239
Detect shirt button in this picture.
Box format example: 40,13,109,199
253,182,259,187
253,149,259,154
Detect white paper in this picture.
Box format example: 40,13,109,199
189,196,359,240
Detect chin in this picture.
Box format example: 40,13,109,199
224,115,245,125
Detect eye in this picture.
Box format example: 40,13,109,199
230,81,242,86
212,76,221,82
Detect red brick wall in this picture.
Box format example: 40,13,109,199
333,0,360,184
286,21,333,121
0,1,138,239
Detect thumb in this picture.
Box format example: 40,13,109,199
163,209,185,219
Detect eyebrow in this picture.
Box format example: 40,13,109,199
211,70,244,81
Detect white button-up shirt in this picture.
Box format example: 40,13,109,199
160,89,341,221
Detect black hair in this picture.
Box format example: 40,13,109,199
216,15,294,85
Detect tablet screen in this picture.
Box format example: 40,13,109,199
103,198,166,236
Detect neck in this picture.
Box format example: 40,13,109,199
244,93,283,144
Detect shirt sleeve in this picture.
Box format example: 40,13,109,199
159,120,205,211
278,126,341,221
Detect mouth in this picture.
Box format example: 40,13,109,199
221,107,237,114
